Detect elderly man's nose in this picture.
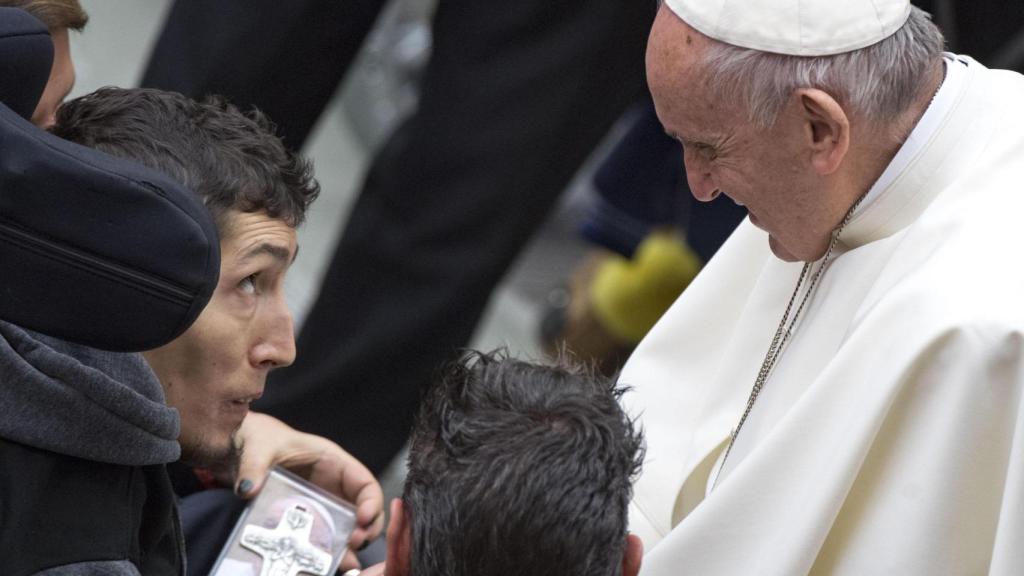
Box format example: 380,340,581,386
684,167,720,202
683,150,719,202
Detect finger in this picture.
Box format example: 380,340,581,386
306,449,347,494
347,525,368,553
234,439,278,499
307,450,384,537
308,450,378,505
336,456,383,533
358,562,387,576
339,549,361,571
358,498,385,541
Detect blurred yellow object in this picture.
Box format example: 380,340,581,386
589,231,702,344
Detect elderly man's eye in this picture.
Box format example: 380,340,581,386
683,141,718,162
697,144,718,160
239,274,258,295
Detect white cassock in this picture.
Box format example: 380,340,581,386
623,54,1024,575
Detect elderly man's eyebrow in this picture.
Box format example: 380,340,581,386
666,129,720,150
239,242,297,264
665,129,697,144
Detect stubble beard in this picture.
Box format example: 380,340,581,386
178,430,243,479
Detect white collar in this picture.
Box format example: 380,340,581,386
838,52,985,250
854,53,967,216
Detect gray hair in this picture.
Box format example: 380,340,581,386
703,6,946,129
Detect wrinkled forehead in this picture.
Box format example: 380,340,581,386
646,6,712,104
646,7,724,131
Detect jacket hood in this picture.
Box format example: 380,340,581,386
0,320,180,465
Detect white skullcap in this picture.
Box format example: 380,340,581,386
664,0,912,56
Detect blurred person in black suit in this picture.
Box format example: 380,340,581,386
143,0,658,474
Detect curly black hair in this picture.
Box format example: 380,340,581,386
52,87,319,230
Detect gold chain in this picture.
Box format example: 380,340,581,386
712,196,865,489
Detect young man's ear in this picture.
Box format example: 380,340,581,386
795,88,850,176
622,533,643,576
384,499,412,576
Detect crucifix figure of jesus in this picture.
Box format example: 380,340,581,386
241,503,333,576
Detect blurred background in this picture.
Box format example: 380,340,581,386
67,0,1024,371
69,0,613,501
69,0,590,360
65,0,1024,504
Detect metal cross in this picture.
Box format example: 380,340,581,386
241,503,334,576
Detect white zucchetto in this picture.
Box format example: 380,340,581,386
664,0,912,56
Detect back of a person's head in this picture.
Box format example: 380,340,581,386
0,0,87,31
51,86,319,230
403,350,643,576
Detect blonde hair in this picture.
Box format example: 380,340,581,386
0,0,88,31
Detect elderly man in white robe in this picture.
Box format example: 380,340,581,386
625,0,1024,574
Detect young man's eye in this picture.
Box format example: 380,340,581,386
239,274,258,295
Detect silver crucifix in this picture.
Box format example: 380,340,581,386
241,503,334,576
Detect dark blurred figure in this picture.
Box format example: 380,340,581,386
539,97,747,375
142,0,657,474
915,0,1024,70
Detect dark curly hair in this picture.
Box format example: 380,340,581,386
404,349,644,576
52,87,319,230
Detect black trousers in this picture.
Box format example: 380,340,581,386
144,0,656,473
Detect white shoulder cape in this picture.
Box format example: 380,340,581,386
623,57,1024,575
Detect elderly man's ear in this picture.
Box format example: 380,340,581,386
382,498,643,576
795,88,851,176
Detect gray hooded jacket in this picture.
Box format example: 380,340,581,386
0,320,185,575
